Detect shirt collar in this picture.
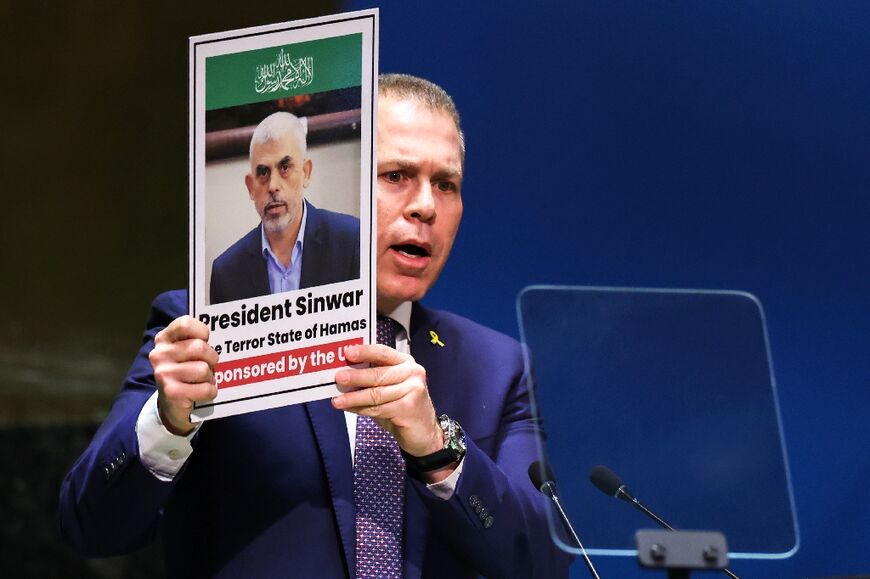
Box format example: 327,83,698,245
380,301,412,338
261,201,307,262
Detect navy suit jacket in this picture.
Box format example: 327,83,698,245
209,201,360,304
59,290,572,578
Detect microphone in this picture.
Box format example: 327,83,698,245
588,465,672,529
529,460,559,498
588,465,739,579
528,461,601,579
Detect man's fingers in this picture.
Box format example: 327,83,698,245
343,343,408,366
154,360,216,403
156,315,210,345
335,346,426,390
175,339,219,366
337,395,424,427
331,344,442,457
335,363,415,389
150,337,218,367
166,360,215,385
184,380,219,403
333,383,406,411
150,316,219,435
154,357,214,384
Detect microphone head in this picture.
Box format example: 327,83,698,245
528,460,556,492
589,465,633,501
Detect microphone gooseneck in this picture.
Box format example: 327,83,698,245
587,464,740,579
528,461,601,579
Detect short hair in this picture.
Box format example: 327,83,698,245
379,73,465,162
249,111,307,160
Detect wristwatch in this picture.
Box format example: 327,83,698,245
402,414,466,473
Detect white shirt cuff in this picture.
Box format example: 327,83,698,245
425,456,465,500
135,391,199,481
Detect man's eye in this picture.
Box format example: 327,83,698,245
383,171,403,183
436,180,456,192
279,161,290,173
256,167,269,178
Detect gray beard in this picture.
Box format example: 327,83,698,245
262,210,293,234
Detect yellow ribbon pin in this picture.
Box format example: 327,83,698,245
429,330,445,347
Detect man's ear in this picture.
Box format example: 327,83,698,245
245,173,255,199
302,159,313,188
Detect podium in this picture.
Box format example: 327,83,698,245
517,287,798,561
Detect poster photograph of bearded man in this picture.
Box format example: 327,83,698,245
204,89,363,306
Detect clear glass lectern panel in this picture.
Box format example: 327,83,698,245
517,287,798,559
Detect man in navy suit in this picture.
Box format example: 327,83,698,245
59,75,572,578
209,110,360,304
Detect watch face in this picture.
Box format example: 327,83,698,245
440,415,466,456
402,415,466,473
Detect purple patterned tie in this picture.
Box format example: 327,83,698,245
354,316,405,578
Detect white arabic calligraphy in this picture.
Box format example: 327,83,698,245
254,49,314,94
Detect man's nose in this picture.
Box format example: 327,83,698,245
405,179,436,222
269,171,282,194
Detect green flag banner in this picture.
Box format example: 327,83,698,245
205,33,362,111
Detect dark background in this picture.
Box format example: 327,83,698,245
347,1,868,577
1,1,868,577
0,2,338,577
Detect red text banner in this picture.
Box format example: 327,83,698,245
214,338,362,389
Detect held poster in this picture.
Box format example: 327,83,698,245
189,10,378,421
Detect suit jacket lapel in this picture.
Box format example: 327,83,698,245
300,201,325,289
243,225,272,298
402,482,426,579
410,304,447,408
304,399,355,578
401,304,444,579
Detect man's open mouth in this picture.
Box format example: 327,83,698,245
392,244,430,258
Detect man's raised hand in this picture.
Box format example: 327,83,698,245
148,316,219,436
332,344,444,458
